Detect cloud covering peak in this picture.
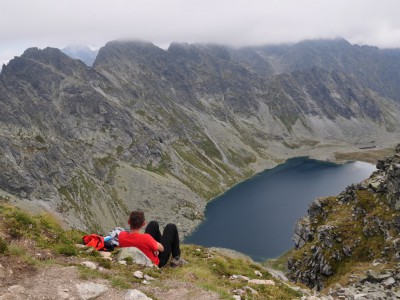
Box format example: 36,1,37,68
1,0,400,65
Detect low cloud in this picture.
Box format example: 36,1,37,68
1,0,400,64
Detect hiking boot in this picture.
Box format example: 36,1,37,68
170,257,188,267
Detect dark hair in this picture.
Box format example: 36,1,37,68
128,210,145,229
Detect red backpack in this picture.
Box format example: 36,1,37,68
82,234,105,251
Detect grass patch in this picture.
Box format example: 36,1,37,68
35,135,46,144
0,237,8,254
78,265,108,280
146,152,172,175
110,276,132,289
288,185,400,290
0,203,303,298
164,245,301,300
0,203,85,255
200,135,222,160
334,147,395,164
264,248,295,272
54,244,78,256
116,145,124,156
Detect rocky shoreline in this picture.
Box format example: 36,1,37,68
288,144,400,298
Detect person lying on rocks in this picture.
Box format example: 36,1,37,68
118,210,187,268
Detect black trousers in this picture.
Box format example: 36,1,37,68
145,221,181,267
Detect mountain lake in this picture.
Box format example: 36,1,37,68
184,157,376,261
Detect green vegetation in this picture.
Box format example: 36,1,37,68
288,187,400,290
116,145,124,156
334,147,395,164
279,115,298,133
57,167,128,233
172,142,226,199
167,245,301,299
264,249,295,272
200,135,222,160
0,203,301,299
0,203,83,256
0,237,8,254
34,134,46,144
226,149,257,168
146,152,172,175
136,110,146,116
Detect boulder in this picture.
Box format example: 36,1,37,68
76,282,108,300
80,261,97,270
125,289,153,300
117,247,155,268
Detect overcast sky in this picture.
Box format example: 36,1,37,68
1,0,400,65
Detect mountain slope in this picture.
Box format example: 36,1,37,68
0,40,400,234
234,38,400,102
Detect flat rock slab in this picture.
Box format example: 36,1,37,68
125,289,153,300
117,247,155,268
76,282,108,300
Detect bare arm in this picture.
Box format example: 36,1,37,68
157,242,164,252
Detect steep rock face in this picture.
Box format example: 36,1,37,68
260,67,385,122
288,145,400,290
0,47,178,232
236,38,400,102
1,40,400,234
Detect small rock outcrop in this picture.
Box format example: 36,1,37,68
125,289,153,300
288,144,400,290
117,247,155,268
76,282,108,300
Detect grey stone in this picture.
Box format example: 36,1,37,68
144,274,155,281
382,277,395,288
7,285,25,295
244,286,258,295
125,289,153,300
229,274,250,281
317,225,338,248
343,245,352,257
293,216,314,248
117,247,155,268
133,271,144,279
248,279,275,285
232,288,245,295
76,282,108,300
80,261,97,270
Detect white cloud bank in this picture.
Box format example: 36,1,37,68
1,0,400,64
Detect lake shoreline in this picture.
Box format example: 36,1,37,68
185,155,377,261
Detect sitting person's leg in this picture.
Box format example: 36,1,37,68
158,223,182,267
144,221,162,243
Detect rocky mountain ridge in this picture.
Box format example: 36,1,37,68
288,144,400,293
1,38,400,235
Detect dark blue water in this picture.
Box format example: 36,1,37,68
185,157,375,261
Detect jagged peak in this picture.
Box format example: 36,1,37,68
21,46,67,61
93,39,166,68
295,37,352,47
102,39,161,51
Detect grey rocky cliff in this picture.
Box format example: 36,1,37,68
1,40,400,235
289,144,400,291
